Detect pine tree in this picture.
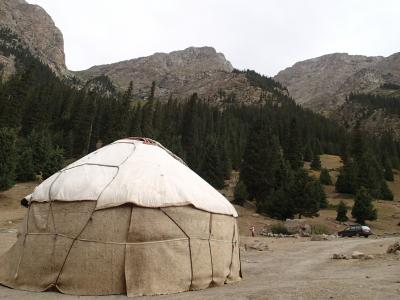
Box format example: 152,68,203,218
16,147,35,181
0,128,17,191
310,154,321,170
241,123,282,203
290,169,322,218
336,200,348,222
351,187,377,225
200,137,225,189
42,147,64,179
319,168,332,185
335,160,357,194
286,118,303,170
313,180,328,209
383,156,394,181
303,145,313,162
234,181,248,206
149,81,156,101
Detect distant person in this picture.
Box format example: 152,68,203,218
250,226,255,237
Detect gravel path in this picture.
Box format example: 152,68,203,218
1,234,399,299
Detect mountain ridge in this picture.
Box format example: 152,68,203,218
0,0,66,76
274,52,400,112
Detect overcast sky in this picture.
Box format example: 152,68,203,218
27,0,400,76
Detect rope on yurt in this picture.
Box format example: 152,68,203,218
160,208,194,289
13,170,63,279
226,221,236,281
53,142,137,287
208,213,214,285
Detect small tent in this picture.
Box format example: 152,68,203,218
0,138,241,297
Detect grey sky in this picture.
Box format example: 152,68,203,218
27,0,400,76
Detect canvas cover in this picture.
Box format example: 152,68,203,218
0,202,241,296
29,139,237,217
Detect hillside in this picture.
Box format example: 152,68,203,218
75,47,286,104
333,93,400,141
0,0,67,77
274,52,400,113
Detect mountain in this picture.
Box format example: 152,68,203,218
75,47,285,104
275,52,400,113
0,0,66,77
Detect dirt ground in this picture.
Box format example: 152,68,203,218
0,154,400,299
0,232,399,300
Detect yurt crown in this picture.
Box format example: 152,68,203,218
126,137,187,165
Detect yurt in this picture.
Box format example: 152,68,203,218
0,138,241,297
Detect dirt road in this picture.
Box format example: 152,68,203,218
1,233,399,300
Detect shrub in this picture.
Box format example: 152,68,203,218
270,223,289,235
311,224,331,235
351,187,377,225
310,154,321,171
336,200,348,222
319,168,332,185
234,181,249,206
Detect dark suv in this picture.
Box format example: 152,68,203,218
338,225,372,238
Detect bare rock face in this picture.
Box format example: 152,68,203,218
274,53,400,113
334,101,400,141
76,47,271,103
0,0,66,75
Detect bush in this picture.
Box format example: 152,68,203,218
270,223,289,235
319,168,332,185
336,200,348,222
310,154,321,170
234,181,249,205
311,224,331,235
351,187,377,225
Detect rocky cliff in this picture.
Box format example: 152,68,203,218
0,0,66,76
75,47,282,104
275,52,400,113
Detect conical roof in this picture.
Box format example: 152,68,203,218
28,138,238,217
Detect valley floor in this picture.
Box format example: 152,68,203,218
0,232,399,299
0,153,399,299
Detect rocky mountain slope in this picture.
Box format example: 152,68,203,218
0,0,66,77
0,0,285,104
275,52,400,113
75,47,285,103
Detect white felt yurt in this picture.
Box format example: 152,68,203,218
0,138,241,297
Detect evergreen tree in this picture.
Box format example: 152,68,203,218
290,169,322,218
42,147,64,179
336,200,348,222
286,118,303,170
303,145,313,162
200,138,225,189
320,168,332,185
382,155,394,181
351,187,377,225
16,147,35,181
141,99,155,138
310,154,321,170
313,180,328,209
0,128,17,190
234,181,248,206
336,160,357,194
149,81,156,101
241,123,282,203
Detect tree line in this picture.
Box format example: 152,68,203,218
0,26,399,221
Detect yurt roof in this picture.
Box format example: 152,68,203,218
26,138,238,217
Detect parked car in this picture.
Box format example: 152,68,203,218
338,225,372,238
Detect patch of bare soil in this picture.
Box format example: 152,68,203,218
0,181,37,230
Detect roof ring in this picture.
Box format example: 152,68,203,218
125,137,187,166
